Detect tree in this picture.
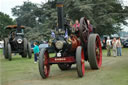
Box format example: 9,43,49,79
0,12,15,40
11,0,128,41
12,1,57,41
64,0,128,35
12,1,38,28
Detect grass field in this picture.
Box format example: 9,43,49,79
0,48,128,85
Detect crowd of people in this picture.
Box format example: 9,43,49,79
106,37,122,57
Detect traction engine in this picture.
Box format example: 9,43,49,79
38,0,102,78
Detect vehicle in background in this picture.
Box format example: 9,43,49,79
120,35,128,45
100,35,109,49
119,31,128,44
3,25,32,61
111,34,119,39
39,44,48,51
123,39,128,47
0,41,4,48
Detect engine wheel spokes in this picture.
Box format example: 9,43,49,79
88,34,102,69
44,52,50,77
79,17,89,46
95,36,102,67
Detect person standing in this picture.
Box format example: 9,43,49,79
116,37,122,56
33,42,39,63
106,37,111,56
112,38,117,57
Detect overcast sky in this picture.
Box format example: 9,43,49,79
0,0,128,31
0,0,48,18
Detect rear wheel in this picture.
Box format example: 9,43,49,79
88,34,102,69
27,42,32,59
76,46,85,77
22,38,27,58
58,64,72,71
7,43,12,61
39,48,50,79
4,38,9,59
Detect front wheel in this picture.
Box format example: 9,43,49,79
4,38,9,59
7,43,12,61
22,38,27,58
27,42,32,59
39,48,50,79
76,46,85,77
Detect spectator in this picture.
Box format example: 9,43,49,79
116,37,122,56
33,42,39,63
73,20,80,32
112,38,117,57
106,37,111,56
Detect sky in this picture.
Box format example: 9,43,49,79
0,0,48,18
0,0,128,32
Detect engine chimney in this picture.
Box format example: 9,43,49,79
56,0,64,30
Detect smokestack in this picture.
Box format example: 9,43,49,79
56,0,64,30
16,18,21,28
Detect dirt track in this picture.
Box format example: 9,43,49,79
0,49,128,85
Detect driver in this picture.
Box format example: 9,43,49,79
9,32,15,41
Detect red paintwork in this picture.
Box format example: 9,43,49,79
81,48,85,75
44,51,50,77
49,56,76,64
95,35,102,68
70,35,81,51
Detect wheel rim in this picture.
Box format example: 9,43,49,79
95,36,102,68
81,48,85,75
44,51,50,77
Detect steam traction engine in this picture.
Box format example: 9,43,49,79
38,0,102,78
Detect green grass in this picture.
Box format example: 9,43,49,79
0,48,128,85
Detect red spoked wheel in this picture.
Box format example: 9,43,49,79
39,48,50,79
76,46,85,77
96,35,102,67
88,34,102,69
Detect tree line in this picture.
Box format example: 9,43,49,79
0,0,128,41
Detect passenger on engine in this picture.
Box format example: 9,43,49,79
73,20,80,36
87,20,93,33
73,20,80,32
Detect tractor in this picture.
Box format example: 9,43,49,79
38,0,102,78
3,25,32,61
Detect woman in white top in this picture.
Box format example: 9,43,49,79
112,38,117,57
106,37,111,56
